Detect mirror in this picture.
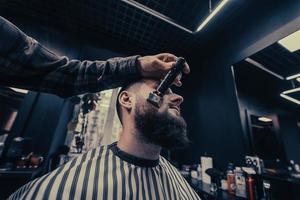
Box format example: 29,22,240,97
232,29,300,165
246,113,286,161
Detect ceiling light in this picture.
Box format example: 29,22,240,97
280,87,300,106
196,0,229,32
244,58,284,80
286,73,300,80
120,0,193,34
282,87,300,95
258,117,273,122
297,77,300,82
9,87,28,94
278,30,300,52
280,93,300,105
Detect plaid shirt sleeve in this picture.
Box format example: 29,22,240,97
0,16,142,98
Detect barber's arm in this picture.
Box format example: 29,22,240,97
0,17,189,98
0,16,140,97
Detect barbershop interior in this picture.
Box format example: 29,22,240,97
1,1,300,199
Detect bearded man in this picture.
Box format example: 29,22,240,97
9,79,200,200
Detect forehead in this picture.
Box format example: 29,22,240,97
144,79,159,88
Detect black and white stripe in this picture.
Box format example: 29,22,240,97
9,144,200,200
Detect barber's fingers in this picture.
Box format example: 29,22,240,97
155,59,184,87
155,59,175,71
156,53,190,75
156,53,177,62
183,62,190,74
173,73,182,87
137,53,190,83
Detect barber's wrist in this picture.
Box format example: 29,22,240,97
121,55,142,78
136,55,154,78
136,55,145,77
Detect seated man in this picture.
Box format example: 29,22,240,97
9,79,200,200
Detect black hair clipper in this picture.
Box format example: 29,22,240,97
147,57,186,107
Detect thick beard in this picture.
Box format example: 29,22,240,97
134,103,190,150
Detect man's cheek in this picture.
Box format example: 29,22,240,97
157,98,169,113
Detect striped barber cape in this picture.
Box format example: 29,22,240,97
8,142,200,200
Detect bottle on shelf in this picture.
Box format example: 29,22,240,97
234,167,247,198
246,174,256,200
226,163,236,195
197,164,202,181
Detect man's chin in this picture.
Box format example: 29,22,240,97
135,106,190,150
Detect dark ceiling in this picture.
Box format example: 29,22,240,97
0,0,298,73
234,42,300,112
135,0,222,30
0,0,237,55
234,60,288,97
250,43,300,78
234,35,300,95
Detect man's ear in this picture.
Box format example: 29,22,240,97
118,91,134,112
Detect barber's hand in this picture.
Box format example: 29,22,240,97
137,53,190,87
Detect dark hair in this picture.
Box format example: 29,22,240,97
116,79,144,124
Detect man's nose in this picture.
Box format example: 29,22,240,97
169,94,184,106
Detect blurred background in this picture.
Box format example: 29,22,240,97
0,0,300,199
